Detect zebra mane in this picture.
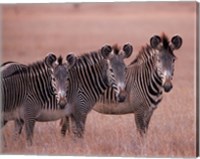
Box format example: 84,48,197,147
2,56,58,79
129,33,172,66
58,56,63,65
112,44,121,55
129,45,154,66
27,58,53,74
75,50,104,67
161,33,170,50
1,61,16,67
75,45,121,67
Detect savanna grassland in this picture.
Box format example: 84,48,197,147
0,2,197,157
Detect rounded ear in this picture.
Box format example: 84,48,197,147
171,35,182,50
123,43,133,58
150,35,162,49
101,45,112,58
45,53,57,67
66,53,77,67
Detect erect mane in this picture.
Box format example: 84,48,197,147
129,33,173,66
57,56,63,65
26,57,51,74
75,49,104,66
129,45,153,66
161,33,170,50
1,61,16,67
112,44,121,55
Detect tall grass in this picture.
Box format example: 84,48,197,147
1,93,196,157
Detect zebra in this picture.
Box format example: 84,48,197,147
1,53,76,146
60,33,183,137
61,43,133,139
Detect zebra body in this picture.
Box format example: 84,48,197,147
36,106,72,121
94,34,183,135
1,54,76,145
1,62,28,117
64,44,133,138
60,34,183,136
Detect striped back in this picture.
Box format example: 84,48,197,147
1,62,28,112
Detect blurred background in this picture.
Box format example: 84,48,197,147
1,2,197,157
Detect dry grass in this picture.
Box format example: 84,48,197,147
1,100,196,157
0,2,197,157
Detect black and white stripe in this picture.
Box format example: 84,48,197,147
64,44,133,138
93,34,183,136
1,54,76,146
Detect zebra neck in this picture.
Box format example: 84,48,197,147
27,61,56,103
145,59,163,107
69,58,108,103
128,52,163,107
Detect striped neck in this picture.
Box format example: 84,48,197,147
27,61,57,103
128,45,163,107
68,51,110,102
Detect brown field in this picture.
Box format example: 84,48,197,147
0,2,197,157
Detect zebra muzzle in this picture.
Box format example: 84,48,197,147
58,91,67,109
116,89,127,103
163,71,173,93
163,81,173,93
58,98,67,109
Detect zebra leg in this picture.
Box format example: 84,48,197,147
135,110,154,156
1,120,8,147
13,119,24,140
71,113,87,139
60,116,71,136
135,109,153,137
24,102,38,146
134,111,147,137
144,110,153,131
24,118,35,146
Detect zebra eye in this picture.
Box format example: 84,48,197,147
52,77,56,83
109,68,113,73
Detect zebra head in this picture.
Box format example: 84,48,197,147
101,43,133,102
150,34,183,92
45,53,77,108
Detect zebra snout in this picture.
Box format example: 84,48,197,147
58,99,67,109
58,91,67,109
117,90,127,103
163,73,173,93
163,81,173,93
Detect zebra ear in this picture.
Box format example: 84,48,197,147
150,35,162,49
66,53,77,67
123,43,133,58
101,45,112,58
170,35,183,50
45,53,57,67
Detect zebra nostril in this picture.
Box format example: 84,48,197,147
59,99,67,109
59,104,66,109
117,90,127,103
117,96,126,103
118,95,126,103
58,91,67,109
163,82,173,93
